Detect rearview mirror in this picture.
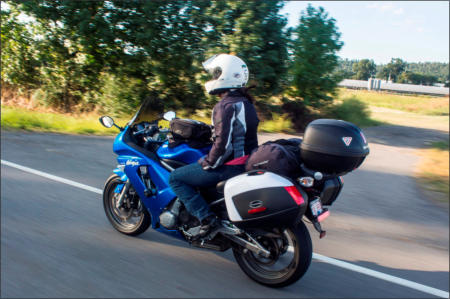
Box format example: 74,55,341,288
163,111,176,121
99,116,115,128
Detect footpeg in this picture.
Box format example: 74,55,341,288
184,226,202,238
204,220,241,240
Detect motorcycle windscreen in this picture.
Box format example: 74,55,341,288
128,97,165,126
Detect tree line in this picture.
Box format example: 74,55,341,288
336,58,449,86
2,0,447,127
1,0,342,122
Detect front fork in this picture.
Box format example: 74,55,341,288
113,166,130,209
113,165,155,209
115,180,131,209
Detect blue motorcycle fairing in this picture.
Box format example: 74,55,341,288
157,141,211,164
113,167,128,182
112,127,183,239
113,126,134,156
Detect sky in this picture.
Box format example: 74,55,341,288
280,1,450,64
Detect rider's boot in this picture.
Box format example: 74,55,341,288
198,215,219,237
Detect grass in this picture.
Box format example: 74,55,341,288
369,107,449,132
259,113,294,133
2,88,449,135
415,140,449,205
325,96,383,128
1,103,295,135
337,88,449,116
1,105,127,135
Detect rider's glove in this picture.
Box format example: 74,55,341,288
198,156,212,170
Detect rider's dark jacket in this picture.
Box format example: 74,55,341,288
200,89,259,169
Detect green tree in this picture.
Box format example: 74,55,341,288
8,0,119,111
406,62,449,83
204,0,290,98
398,71,438,86
378,58,406,82
3,0,292,114
9,0,211,112
334,58,356,79
0,7,40,92
352,59,376,80
289,4,343,109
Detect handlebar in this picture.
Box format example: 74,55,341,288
133,123,159,137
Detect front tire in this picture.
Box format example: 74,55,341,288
103,174,151,236
232,221,312,288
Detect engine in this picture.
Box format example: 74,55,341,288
159,199,182,229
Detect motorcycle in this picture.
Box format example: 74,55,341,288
99,100,369,287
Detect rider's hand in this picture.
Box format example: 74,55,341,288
198,156,212,170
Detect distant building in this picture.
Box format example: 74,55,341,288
338,79,449,96
433,83,445,87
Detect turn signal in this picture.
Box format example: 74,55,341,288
298,176,314,187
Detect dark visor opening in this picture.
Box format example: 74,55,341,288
212,67,222,80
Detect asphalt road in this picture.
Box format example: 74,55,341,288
1,127,449,298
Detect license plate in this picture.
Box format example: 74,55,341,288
310,198,323,217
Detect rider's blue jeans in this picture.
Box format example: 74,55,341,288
169,162,245,221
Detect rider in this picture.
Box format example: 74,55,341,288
169,54,260,236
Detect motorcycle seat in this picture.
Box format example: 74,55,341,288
161,159,187,171
216,180,227,194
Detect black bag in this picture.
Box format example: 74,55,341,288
169,118,212,149
245,138,302,178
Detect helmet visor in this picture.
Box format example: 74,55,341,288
202,54,218,71
202,55,222,80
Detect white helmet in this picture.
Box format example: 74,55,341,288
202,54,249,95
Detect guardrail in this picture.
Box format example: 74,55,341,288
338,79,449,96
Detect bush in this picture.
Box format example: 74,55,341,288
281,99,319,132
97,73,150,117
325,96,381,127
258,113,294,133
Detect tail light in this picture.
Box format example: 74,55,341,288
284,186,305,205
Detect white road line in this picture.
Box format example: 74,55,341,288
1,159,449,298
313,253,449,298
1,159,102,194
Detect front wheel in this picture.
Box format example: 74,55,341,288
232,222,312,288
103,174,151,236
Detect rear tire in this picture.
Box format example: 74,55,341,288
232,221,312,288
103,174,151,236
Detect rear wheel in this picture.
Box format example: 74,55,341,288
103,174,151,236
232,221,312,288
